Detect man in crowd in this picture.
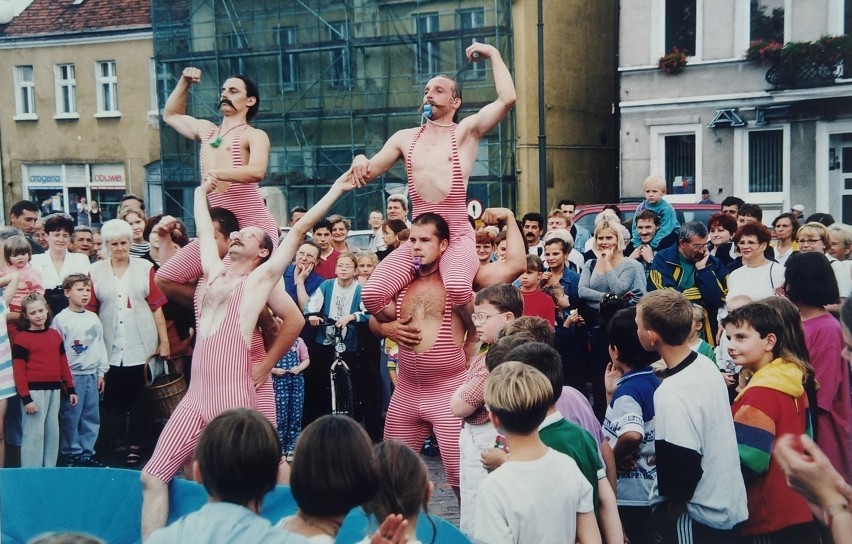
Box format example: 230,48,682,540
523,212,545,257
720,196,744,218
386,194,409,224
648,222,727,340
9,200,44,255
558,198,591,251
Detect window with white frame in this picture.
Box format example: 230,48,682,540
329,22,350,88
665,0,696,54
95,61,119,114
734,125,789,206
279,26,298,90
54,64,77,117
416,13,440,81
650,124,702,200
14,65,36,119
457,8,485,80
750,0,784,44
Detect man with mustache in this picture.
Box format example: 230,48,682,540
155,68,301,482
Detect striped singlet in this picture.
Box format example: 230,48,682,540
143,274,258,482
361,124,477,315
383,283,467,487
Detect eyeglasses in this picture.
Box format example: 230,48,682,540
797,238,822,246
471,311,505,325
336,263,355,269
229,230,262,244
736,240,761,247
682,241,707,251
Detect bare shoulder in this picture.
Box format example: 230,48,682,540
245,126,270,143
389,127,418,147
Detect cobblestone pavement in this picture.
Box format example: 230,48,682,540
422,451,460,528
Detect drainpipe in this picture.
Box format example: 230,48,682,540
537,0,546,216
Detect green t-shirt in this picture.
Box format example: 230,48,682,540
539,416,604,510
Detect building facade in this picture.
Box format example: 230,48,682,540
0,0,158,222
619,0,852,223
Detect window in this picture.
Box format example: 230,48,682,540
664,134,697,195
847,0,852,35
416,13,440,80
14,65,36,119
54,64,78,117
748,130,783,193
649,123,702,202
750,0,784,44
224,33,248,75
279,26,298,90
458,9,485,80
95,61,119,115
665,0,696,55
329,22,350,88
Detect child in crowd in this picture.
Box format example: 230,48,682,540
687,303,715,364
52,274,108,467
0,269,19,468
450,284,521,537
518,255,555,326
716,295,752,399
631,175,679,250
355,250,378,286
475,361,601,544
361,440,436,544
722,302,820,542
635,290,747,543
1,235,44,344
147,409,291,543
12,292,77,467
271,336,310,460
602,307,661,544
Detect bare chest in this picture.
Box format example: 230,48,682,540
408,132,457,203
198,275,242,337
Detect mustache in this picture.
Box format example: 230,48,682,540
219,98,235,108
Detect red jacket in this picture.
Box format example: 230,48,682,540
12,328,75,404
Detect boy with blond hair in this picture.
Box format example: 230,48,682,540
475,361,601,544
635,290,747,543
631,176,679,250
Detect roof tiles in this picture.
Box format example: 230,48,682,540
0,0,151,38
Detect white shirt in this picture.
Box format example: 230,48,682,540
31,251,91,289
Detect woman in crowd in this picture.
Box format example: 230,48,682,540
578,219,645,312
774,297,852,544
726,222,785,302
771,212,800,266
141,215,189,267
376,220,408,262
329,215,358,254
87,219,169,466
76,197,90,227
118,206,150,259
278,415,382,541
797,221,852,304
31,214,91,316
784,251,852,483
355,250,378,287
828,223,852,261
707,212,737,270
89,201,102,228
475,231,495,270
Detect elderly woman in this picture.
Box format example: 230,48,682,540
828,223,852,262
31,214,91,315
578,219,646,311
771,212,800,266
727,222,786,303
118,206,150,259
797,221,852,304
328,214,358,254
87,219,169,466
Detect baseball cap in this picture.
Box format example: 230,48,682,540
792,204,805,212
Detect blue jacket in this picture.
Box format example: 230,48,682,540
304,279,370,352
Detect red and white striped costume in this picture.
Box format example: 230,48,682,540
156,123,277,426
144,275,259,483
361,125,476,315
383,284,467,487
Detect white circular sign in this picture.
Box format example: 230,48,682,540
467,199,483,219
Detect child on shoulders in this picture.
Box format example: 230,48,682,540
631,176,679,250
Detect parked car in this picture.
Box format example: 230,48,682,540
573,202,720,238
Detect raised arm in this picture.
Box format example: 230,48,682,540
163,67,215,142
255,173,355,287
193,182,224,278
474,208,525,289
459,43,516,139
349,130,408,187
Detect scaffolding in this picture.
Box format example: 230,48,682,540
152,0,516,229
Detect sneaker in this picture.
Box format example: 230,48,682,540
59,454,81,467
78,455,106,468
